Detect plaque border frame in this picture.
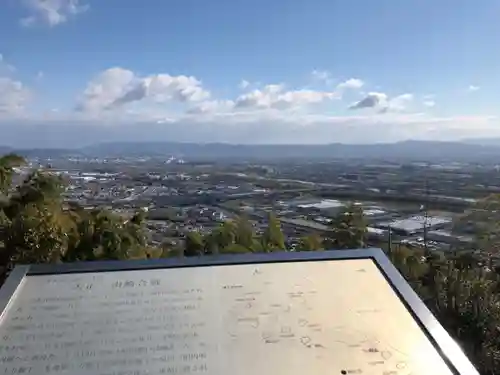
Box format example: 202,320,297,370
0,248,478,375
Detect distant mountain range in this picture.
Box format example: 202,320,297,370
460,138,500,146
3,140,500,162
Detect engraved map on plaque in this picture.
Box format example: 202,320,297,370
0,259,455,375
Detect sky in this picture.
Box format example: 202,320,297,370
0,0,499,148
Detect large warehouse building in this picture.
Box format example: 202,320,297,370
376,215,452,236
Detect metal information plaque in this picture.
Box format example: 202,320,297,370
0,249,478,375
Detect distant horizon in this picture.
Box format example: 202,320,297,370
1,138,499,151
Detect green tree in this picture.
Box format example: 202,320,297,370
429,264,500,374
0,203,72,282
0,167,72,281
0,153,26,194
234,216,255,249
126,210,148,248
3,171,66,220
384,244,500,374
204,221,237,254
298,233,324,251
452,194,500,261
61,206,150,262
261,212,286,252
161,244,185,258
184,231,205,257
328,203,367,249
221,243,251,254
136,246,163,260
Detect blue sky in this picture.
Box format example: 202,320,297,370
0,0,499,147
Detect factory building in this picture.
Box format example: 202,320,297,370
376,215,452,236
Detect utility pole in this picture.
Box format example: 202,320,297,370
387,224,393,257
423,179,430,253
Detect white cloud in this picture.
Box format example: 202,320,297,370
423,100,435,107
468,85,480,92
72,67,228,117
1,65,496,146
76,68,136,112
336,78,364,90
187,100,234,114
350,92,413,112
76,67,211,112
349,92,388,109
239,80,250,89
387,93,413,112
234,84,337,110
36,71,44,81
0,77,31,114
0,54,31,115
311,70,332,83
20,0,89,27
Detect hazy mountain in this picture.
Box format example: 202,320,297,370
460,138,500,147
78,140,500,162
12,148,77,159
3,140,500,162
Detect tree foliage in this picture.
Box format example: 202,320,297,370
233,216,255,249
0,155,153,281
327,203,367,249
261,212,286,251
298,233,324,251
184,231,205,257
0,153,26,194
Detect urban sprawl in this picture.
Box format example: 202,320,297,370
17,154,491,255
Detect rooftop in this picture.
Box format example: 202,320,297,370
378,215,452,233
296,199,344,210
